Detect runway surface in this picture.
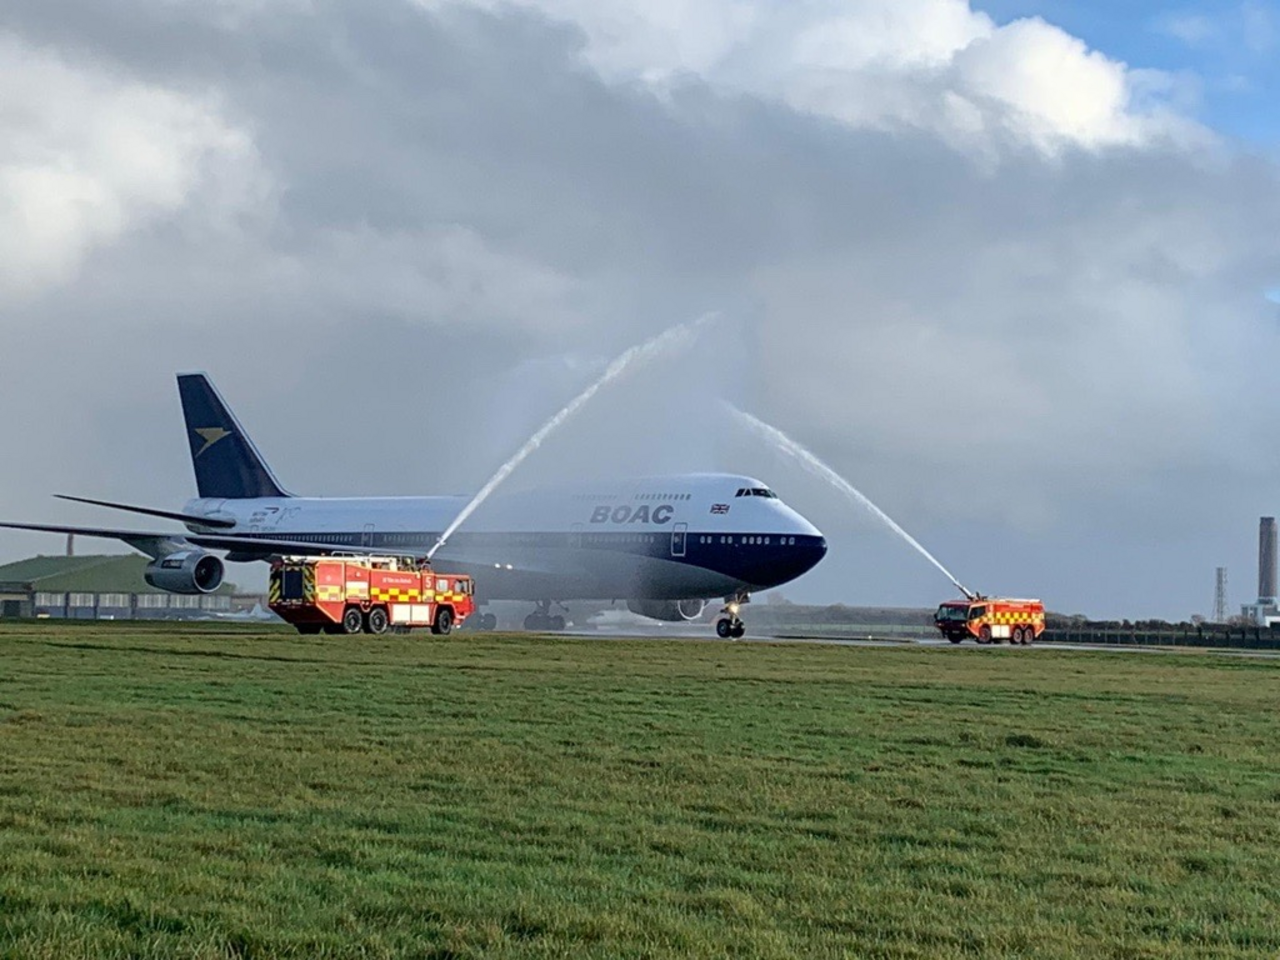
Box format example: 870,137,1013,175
550,626,1280,658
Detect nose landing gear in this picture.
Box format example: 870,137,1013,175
715,592,749,640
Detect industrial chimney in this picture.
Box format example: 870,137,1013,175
1259,517,1277,604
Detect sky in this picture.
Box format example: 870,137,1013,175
2,0,1280,620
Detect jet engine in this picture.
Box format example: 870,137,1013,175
144,550,225,594
626,598,707,622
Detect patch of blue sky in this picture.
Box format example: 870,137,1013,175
973,0,1280,145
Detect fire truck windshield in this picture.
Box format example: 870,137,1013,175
935,605,970,622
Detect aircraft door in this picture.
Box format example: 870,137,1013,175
671,523,688,558
362,523,374,548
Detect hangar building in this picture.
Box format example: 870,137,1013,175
0,554,236,620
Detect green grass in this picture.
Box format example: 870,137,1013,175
1,623,1279,959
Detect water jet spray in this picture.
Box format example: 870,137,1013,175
726,404,975,600
426,313,719,560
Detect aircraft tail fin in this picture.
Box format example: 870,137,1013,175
177,373,292,499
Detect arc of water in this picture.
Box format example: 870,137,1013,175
425,313,718,560
726,404,974,600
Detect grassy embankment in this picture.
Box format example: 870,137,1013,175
1,622,1279,959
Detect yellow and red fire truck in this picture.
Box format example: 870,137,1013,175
934,597,1044,645
269,556,476,635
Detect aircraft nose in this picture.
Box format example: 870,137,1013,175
736,533,827,589
792,534,827,579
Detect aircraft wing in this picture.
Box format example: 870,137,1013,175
53,494,238,529
0,520,369,561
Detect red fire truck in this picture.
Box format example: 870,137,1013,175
934,597,1045,645
269,556,476,635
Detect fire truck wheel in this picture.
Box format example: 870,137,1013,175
366,607,389,635
1023,627,1035,645
342,606,364,635
432,607,454,636
1012,626,1024,645
978,625,992,644
481,613,498,630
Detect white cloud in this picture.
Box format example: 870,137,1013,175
0,32,263,299
1155,13,1220,47
1155,2,1277,55
952,18,1140,151
782,0,991,72
419,0,1205,156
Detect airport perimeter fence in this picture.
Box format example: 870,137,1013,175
1042,625,1280,651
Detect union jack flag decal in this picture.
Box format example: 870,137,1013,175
710,503,730,514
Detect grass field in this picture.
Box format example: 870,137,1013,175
1,622,1279,959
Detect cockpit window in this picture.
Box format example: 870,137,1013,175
735,487,779,499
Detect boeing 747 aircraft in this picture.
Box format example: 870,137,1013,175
1,375,827,635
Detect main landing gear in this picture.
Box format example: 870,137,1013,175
523,600,567,632
715,592,749,640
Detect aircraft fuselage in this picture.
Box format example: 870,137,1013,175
182,474,826,602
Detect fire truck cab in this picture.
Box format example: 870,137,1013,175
935,597,1044,645
269,556,476,636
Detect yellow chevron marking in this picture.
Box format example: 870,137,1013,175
194,427,231,458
